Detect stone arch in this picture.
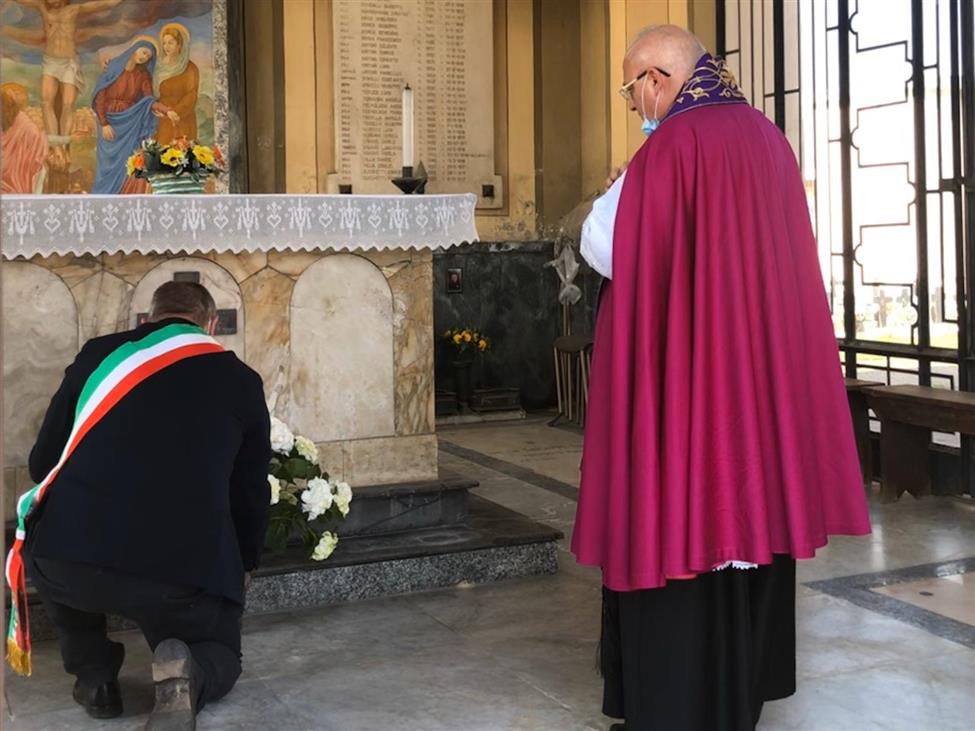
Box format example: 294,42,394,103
290,254,395,442
2,261,79,468
129,256,245,356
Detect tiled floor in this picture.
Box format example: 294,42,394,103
873,572,975,626
5,414,975,730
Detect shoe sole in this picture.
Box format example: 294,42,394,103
146,639,196,731
152,638,193,684
87,706,124,720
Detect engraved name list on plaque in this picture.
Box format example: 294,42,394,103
331,0,502,208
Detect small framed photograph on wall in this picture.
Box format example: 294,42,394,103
446,267,464,294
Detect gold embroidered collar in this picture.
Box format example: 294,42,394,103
663,54,748,123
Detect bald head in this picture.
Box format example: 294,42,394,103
626,25,706,81
621,25,707,122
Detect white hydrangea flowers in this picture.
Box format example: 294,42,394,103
269,416,295,454
295,435,319,463
333,481,353,517
266,415,353,562
300,477,354,520
268,474,281,505
312,532,339,561
301,477,334,520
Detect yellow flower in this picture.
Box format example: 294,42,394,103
478,339,488,351
160,147,185,168
463,332,472,343
452,333,462,344
193,145,215,167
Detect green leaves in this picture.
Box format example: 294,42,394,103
284,456,322,481
143,149,162,174
279,490,298,506
265,442,342,558
270,451,322,484
265,507,296,553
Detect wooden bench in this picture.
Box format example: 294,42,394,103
863,385,975,502
844,378,875,487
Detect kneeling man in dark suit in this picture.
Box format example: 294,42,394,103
22,282,271,730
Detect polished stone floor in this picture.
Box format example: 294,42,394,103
6,415,975,730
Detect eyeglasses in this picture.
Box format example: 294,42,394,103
618,66,672,101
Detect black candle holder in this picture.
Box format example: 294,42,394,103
392,164,427,194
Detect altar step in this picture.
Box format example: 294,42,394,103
248,493,560,614
436,409,528,427
332,477,475,537
20,479,562,640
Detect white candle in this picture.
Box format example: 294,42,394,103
402,84,413,169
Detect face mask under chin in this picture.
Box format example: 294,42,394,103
640,81,661,137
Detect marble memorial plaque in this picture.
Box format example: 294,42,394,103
331,0,501,206
215,308,238,335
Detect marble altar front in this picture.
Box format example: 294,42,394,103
1,194,478,519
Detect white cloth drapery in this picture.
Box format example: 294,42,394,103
0,193,479,258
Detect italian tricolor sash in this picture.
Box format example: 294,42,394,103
5,323,224,675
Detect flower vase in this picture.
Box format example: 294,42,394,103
451,358,474,410
147,172,205,195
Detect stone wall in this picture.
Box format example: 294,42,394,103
433,242,601,409
2,249,436,519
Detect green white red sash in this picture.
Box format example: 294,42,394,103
5,323,224,675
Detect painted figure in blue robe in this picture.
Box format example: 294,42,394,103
91,40,175,194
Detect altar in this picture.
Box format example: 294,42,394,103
1,192,478,516
0,0,566,615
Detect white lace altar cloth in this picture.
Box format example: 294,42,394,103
0,193,479,258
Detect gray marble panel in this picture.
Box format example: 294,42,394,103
211,0,231,194
433,242,603,409
2,262,79,468
72,270,133,342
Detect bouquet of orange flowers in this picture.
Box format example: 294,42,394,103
443,328,490,354
126,136,224,182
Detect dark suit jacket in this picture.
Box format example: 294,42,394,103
27,318,271,605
